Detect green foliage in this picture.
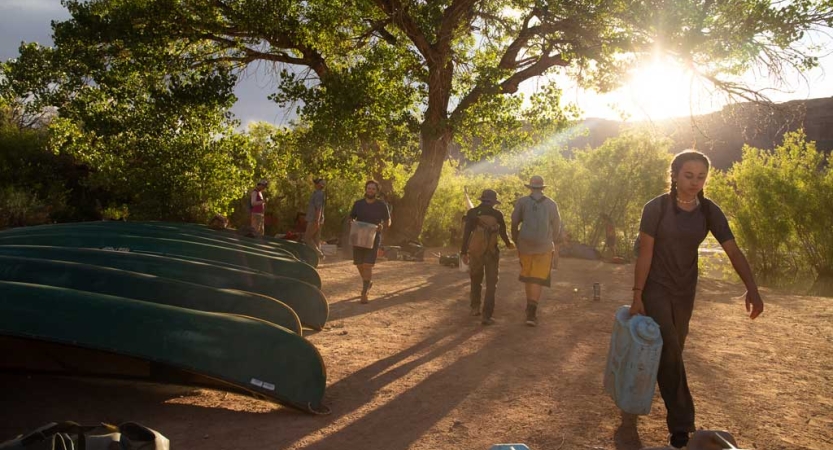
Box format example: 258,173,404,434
100,204,130,221
0,106,74,227
415,130,672,248
3,7,255,224
226,122,371,237
709,131,833,294
421,161,523,247
3,0,831,242
531,129,672,251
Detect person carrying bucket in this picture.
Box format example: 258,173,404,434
349,180,391,304
460,189,514,325
511,175,561,327
630,150,764,448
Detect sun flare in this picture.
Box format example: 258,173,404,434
622,59,698,120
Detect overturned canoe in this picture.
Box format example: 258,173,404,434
0,255,303,335
0,281,327,413
0,232,321,288
1,221,319,267
116,221,320,268
0,245,328,330
0,222,299,262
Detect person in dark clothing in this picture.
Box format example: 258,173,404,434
304,178,327,259
600,213,617,258
350,180,391,304
460,189,514,325
630,150,764,449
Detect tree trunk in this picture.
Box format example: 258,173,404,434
385,125,452,244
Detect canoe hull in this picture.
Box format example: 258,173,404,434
1,221,319,267
0,281,327,413
0,232,321,288
0,245,328,330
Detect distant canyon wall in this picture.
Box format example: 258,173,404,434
569,97,833,170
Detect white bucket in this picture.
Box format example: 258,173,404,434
320,244,337,256
350,221,378,249
458,252,469,273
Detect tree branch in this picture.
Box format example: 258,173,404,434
436,0,478,53
450,51,568,122
374,0,436,65
197,0,329,77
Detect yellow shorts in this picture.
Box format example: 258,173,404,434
519,252,553,287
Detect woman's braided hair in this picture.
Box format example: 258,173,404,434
669,149,712,226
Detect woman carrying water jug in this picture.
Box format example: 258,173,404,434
629,150,764,449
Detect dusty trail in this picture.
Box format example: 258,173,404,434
1,250,830,450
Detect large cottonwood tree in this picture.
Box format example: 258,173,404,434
5,0,832,240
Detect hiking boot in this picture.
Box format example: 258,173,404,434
669,432,690,449
481,317,495,325
525,303,538,327
470,306,481,316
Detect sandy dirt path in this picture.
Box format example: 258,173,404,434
1,250,831,449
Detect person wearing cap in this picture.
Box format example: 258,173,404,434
304,177,327,259
460,189,515,325
511,175,561,326
250,179,268,237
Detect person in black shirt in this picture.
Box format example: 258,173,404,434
630,150,764,449
350,180,391,303
460,189,514,324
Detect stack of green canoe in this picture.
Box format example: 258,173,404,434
0,221,330,413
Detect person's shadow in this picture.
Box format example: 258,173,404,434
614,411,644,450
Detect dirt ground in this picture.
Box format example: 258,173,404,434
1,249,831,450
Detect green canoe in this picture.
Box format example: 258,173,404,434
0,222,298,262
0,255,303,335
113,221,320,268
2,221,319,267
0,232,321,288
0,245,328,330
0,281,327,413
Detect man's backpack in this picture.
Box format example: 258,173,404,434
0,421,169,450
467,214,500,258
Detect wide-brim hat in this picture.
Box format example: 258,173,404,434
524,175,547,189
479,189,501,205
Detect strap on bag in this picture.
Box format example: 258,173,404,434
13,422,99,450
3,422,168,450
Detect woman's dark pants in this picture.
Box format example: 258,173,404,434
643,282,697,435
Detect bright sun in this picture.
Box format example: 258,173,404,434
621,58,700,120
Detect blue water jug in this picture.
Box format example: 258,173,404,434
603,305,663,415
489,445,530,450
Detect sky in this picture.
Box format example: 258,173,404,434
2,0,831,128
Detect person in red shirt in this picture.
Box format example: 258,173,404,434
250,179,267,237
